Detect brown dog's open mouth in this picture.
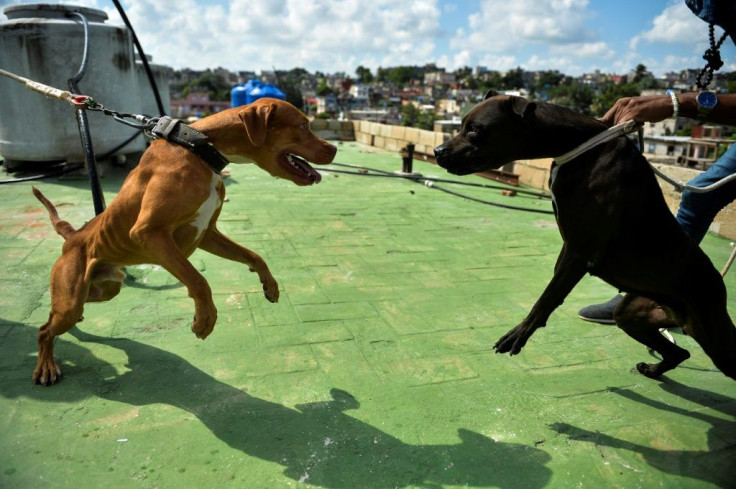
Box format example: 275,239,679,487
279,153,322,185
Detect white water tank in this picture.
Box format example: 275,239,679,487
136,54,172,118
0,3,146,166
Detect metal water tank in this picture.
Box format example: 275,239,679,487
0,3,145,167
136,54,171,117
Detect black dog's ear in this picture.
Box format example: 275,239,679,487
510,97,536,119
483,89,499,100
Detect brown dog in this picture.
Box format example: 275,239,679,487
32,98,337,385
434,91,736,381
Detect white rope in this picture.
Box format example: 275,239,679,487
721,243,736,277
0,68,75,106
649,163,736,194
554,120,639,164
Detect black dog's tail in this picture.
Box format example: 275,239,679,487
32,187,76,240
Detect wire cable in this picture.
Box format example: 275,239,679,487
323,162,555,215
328,161,552,199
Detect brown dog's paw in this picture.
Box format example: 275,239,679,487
263,277,279,303
191,305,218,339
32,360,61,386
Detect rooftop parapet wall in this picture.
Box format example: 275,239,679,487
312,118,450,157
512,158,736,240
351,120,450,156
309,119,356,141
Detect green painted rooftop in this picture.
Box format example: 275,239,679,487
1,141,735,488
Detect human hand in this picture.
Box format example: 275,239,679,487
600,95,675,126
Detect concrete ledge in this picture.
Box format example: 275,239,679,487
352,123,449,157
310,119,356,141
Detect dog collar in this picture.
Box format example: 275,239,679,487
554,120,639,165
151,116,230,174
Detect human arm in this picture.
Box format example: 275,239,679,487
601,93,736,126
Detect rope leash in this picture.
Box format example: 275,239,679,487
554,120,640,165
0,67,230,176
0,68,160,130
0,68,79,107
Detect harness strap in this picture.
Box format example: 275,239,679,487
554,120,639,165
151,116,230,174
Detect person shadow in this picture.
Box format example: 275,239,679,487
1,321,552,489
550,381,736,489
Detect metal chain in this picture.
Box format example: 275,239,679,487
83,98,160,133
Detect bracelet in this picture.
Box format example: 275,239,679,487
666,89,679,118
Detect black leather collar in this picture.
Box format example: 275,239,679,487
151,116,230,174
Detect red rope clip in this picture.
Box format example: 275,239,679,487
71,95,94,109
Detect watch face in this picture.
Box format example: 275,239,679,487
697,91,718,109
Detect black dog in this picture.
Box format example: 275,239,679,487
434,91,736,381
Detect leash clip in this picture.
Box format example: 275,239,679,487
70,95,97,109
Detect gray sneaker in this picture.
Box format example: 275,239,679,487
578,294,623,325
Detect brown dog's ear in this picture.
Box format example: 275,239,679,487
238,102,277,147
483,89,499,100
510,97,535,119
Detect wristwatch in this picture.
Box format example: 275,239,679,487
695,91,718,121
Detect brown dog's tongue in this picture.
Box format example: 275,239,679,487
290,154,322,184
310,168,322,184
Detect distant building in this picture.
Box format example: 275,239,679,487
642,118,690,137
434,119,461,136
315,94,338,114
349,83,371,103
424,70,456,85
644,125,734,169
169,92,230,118
347,109,397,124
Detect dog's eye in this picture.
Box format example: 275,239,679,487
300,122,308,131
466,123,480,141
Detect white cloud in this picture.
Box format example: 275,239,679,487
4,0,444,73
446,0,597,72
630,1,710,49
452,0,593,51
140,0,445,72
475,54,518,72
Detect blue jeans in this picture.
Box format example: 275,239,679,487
676,143,736,243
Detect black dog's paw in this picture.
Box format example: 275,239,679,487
494,326,528,355
636,361,666,379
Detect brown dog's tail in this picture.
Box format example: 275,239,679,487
32,187,76,239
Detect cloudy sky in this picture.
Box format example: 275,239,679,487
2,0,735,77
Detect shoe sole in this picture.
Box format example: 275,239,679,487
578,315,616,325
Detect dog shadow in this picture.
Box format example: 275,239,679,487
550,382,736,488
0,321,551,489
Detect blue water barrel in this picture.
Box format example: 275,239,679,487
244,79,263,104
230,84,248,108
249,83,285,103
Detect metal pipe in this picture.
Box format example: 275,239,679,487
67,11,106,215
402,143,414,173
